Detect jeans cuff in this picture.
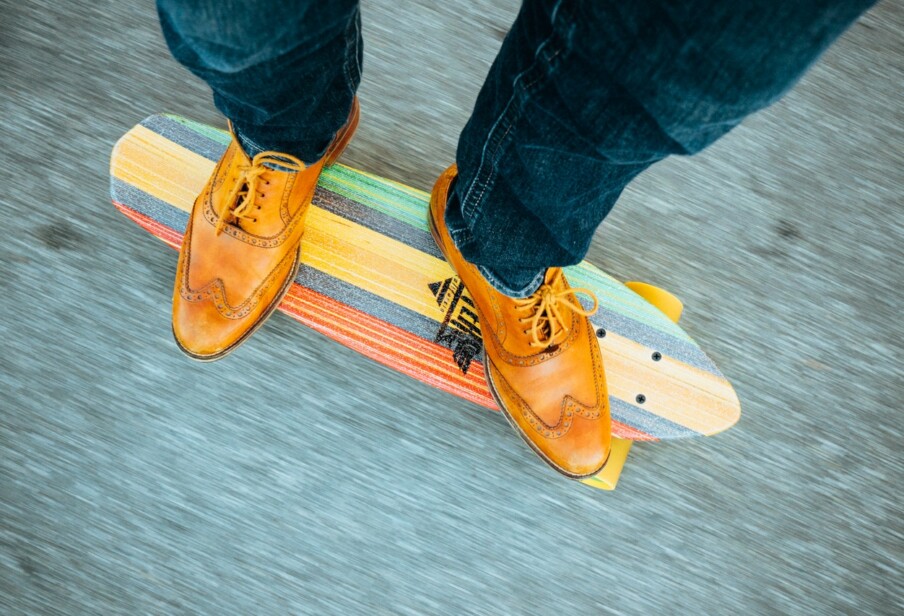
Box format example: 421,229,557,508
476,263,546,299
234,128,266,159
445,180,545,298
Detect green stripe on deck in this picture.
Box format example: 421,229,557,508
165,115,231,146
566,266,693,342
319,165,431,231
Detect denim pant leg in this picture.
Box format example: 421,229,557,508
157,0,361,163
448,0,874,297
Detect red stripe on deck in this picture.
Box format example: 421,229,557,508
113,200,657,441
611,422,655,441
114,202,183,250
280,288,496,409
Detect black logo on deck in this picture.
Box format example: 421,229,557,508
430,277,482,374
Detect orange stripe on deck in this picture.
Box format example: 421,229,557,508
115,202,183,250
612,422,655,441
296,299,488,391
281,288,496,408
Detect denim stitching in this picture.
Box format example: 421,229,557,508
353,9,363,84
235,129,266,158
342,8,361,96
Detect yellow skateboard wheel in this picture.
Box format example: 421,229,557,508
625,281,683,324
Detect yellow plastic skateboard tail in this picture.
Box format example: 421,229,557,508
581,437,632,490
624,281,684,324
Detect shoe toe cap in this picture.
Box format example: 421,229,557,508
487,359,611,479
172,294,247,360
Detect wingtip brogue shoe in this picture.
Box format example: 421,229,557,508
172,98,359,360
429,165,612,478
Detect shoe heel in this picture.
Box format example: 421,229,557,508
325,97,360,167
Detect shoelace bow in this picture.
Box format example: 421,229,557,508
514,270,599,349
214,151,306,235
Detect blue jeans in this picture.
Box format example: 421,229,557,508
158,0,872,296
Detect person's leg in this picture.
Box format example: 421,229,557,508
448,0,875,296
157,0,361,162
161,0,362,360
432,0,873,478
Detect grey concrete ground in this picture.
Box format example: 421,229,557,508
2,0,902,614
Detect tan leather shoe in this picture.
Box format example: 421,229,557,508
172,98,360,360
429,165,611,478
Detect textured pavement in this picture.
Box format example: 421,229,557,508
2,1,902,614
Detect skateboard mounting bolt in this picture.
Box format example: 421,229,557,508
636,394,646,404
652,352,662,361
596,328,606,338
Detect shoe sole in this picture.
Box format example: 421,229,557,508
427,197,610,480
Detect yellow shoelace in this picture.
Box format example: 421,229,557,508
214,151,306,235
514,269,598,349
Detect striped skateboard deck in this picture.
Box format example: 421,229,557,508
110,115,741,490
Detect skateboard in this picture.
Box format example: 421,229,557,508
110,115,741,490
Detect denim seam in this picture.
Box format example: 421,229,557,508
458,0,570,227
342,8,361,96
235,130,265,157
